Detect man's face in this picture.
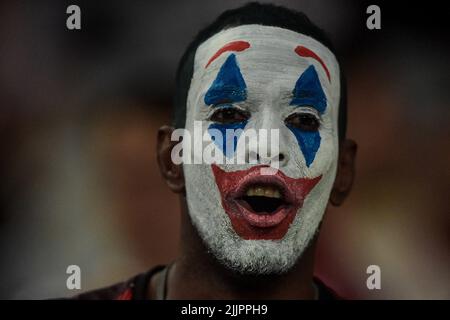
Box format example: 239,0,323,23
183,25,340,274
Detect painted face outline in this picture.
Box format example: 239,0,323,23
183,25,340,274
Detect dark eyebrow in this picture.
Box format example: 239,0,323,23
295,45,331,82
205,41,250,68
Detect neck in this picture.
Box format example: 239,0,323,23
158,197,318,300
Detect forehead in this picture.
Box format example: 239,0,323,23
193,24,339,87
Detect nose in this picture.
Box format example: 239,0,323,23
247,148,288,168
255,102,291,168
237,100,292,168
242,120,289,168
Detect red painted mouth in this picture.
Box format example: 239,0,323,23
211,164,321,240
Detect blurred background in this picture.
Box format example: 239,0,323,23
0,0,448,299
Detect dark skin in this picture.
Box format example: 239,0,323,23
152,125,357,299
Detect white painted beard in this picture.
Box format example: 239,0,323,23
183,161,336,275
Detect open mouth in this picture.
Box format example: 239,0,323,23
238,184,287,214
212,164,322,240
231,177,295,230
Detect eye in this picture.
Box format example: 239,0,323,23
209,106,250,124
285,112,320,131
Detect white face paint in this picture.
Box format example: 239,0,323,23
183,25,340,274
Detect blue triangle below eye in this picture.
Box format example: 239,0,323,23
287,126,321,167
290,65,327,114
208,121,247,159
204,54,247,106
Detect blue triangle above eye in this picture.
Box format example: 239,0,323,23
204,54,247,106
290,65,327,114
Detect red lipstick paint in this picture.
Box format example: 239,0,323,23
211,164,321,240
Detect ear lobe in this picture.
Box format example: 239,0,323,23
330,139,357,206
157,125,185,193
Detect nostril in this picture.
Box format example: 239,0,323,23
252,153,285,164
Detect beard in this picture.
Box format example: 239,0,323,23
183,163,334,275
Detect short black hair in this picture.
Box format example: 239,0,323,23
173,2,347,140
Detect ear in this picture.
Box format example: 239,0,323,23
330,139,357,206
157,125,185,193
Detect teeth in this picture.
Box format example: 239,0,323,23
255,187,264,196
274,189,281,198
245,185,282,199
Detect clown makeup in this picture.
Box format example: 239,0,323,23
183,25,341,274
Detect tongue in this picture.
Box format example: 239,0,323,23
240,196,284,214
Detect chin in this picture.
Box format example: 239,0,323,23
183,160,335,276
186,192,326,276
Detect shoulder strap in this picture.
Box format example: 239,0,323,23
155,265,169,300
132,265,166,300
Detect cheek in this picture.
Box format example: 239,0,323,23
184,163,223,210
310,131,337,176
281,123,337,179
286,126,321,167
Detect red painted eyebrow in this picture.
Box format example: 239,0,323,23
205,41,250,68
295,46,331,81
